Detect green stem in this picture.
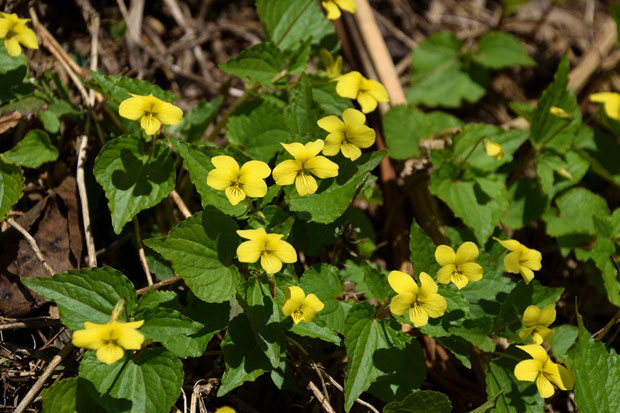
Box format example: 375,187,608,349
594,308,620,341
275,0,314,47
457,134,486,171
205,89,253,143
491,351,522,362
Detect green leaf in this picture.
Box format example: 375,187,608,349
430,169,508,244
418,287,470,337
0,157,24,221
256,0,336,52
535,150,589,198
343,302,411,411
86,71,177,103
569,315,620,413
226,98,290,162
171,138,248,216
135,290,177,313
530,56,580,145
502,179,547,229
299,264,349,332
0,42,33,102
93,135,176,234
383,390,452,413
248,205,295,238
22,267,137,330
452,124,529,171
407,32,485,108
591,237,620,307
79,348,183,413
409,217,440,276
362,266,391,302
383,105,462,160
574,127,620,186
219,43,285,86
2,129,58,168
38,100,82,134
286,151,385,223
42,377,117,413
436,335,472,368
472,31,535,69
145,209,241,303
169,96,223,142
548,324,578,362
469,390,504,413
285,74,323,139
311,80,352,114
450,316,495,352
218,313,272,396
138,308,204,358
543,187,610,237
236,277,285,367
485,350,544,413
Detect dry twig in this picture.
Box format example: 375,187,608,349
6,218,54,276
133,216,153,286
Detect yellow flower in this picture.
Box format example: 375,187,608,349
72,319,145,365
494,238,542,284
272,140,339,196
388,271,447,327
214,407,236,413
321,0,357,20
549,106,572,119
519,305,556,344
0,13,38,57
317,108,376,161
485,141,505,160
435,242,483,290
282,286,325,324
206,156,271,206
237,228,297,274
590,92,620,120
335,71,389,113
118,93,183,135
320,49,342,80
514,345,575,398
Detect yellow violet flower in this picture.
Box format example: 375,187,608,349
206,156,271,206
272,140,339,196
590,92,620,120
494,238,542,284
435,242,483,290
118,93,183,135
282,286,325,324
0,13,38,57
72,304,145,365
514,344,575,398
519,305,556,344
317,108,376,161
237,228,297,274
321,0,357,20
215,407,236,413
320,49,342,80
388,271,447,327
549,106,572,119
485,141,505,160
335,71,389,113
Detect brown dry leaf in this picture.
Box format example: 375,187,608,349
0,111,22,134
54,176,83,267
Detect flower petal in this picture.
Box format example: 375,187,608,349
346,125,376,148
236,228,266,240
590,92,620,120
15,28,38,50
321,1,341,20
237,240,262,263
520,266,535,284
115,324,145,350
295,173,318,196
304,156,339,179
390,293,413,316
357,92,377,113
302,294,325,322
451,274,469,290
280,142,308,161
72,325,106,349
419,272,439,295
435,245,456,266
336,71,363,99
522,248,542,271
504,251,521,274
518,326,535,341
522,305,542,327
152,101,183,125
4,37,22,56
239,178,267,199
516,344,549,363
538,305,556,327
536,375,555,398
240,160,271,179
340,142,362,160
455,242,479,264
388,270,417,295
421,293,447,318
533,326,554,344
409,304,429,327
364,79,389,102
273,160,301,186
514,359,541,382
335,0,357,13
436,264,455,284
269,238,297,264
341,108,366,126
493,237,521,251
322,133,344,156
557,364,575,390
305,140,325,158
96,344,125,365
459,262,483,282
211,155,239,172
224,185,246,206
282,286,305,316
261,252,283,274
118,95,150,120
140,114,161,135
206,169,235,191
317,115,344,133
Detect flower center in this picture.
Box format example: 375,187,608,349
292,307,304,323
